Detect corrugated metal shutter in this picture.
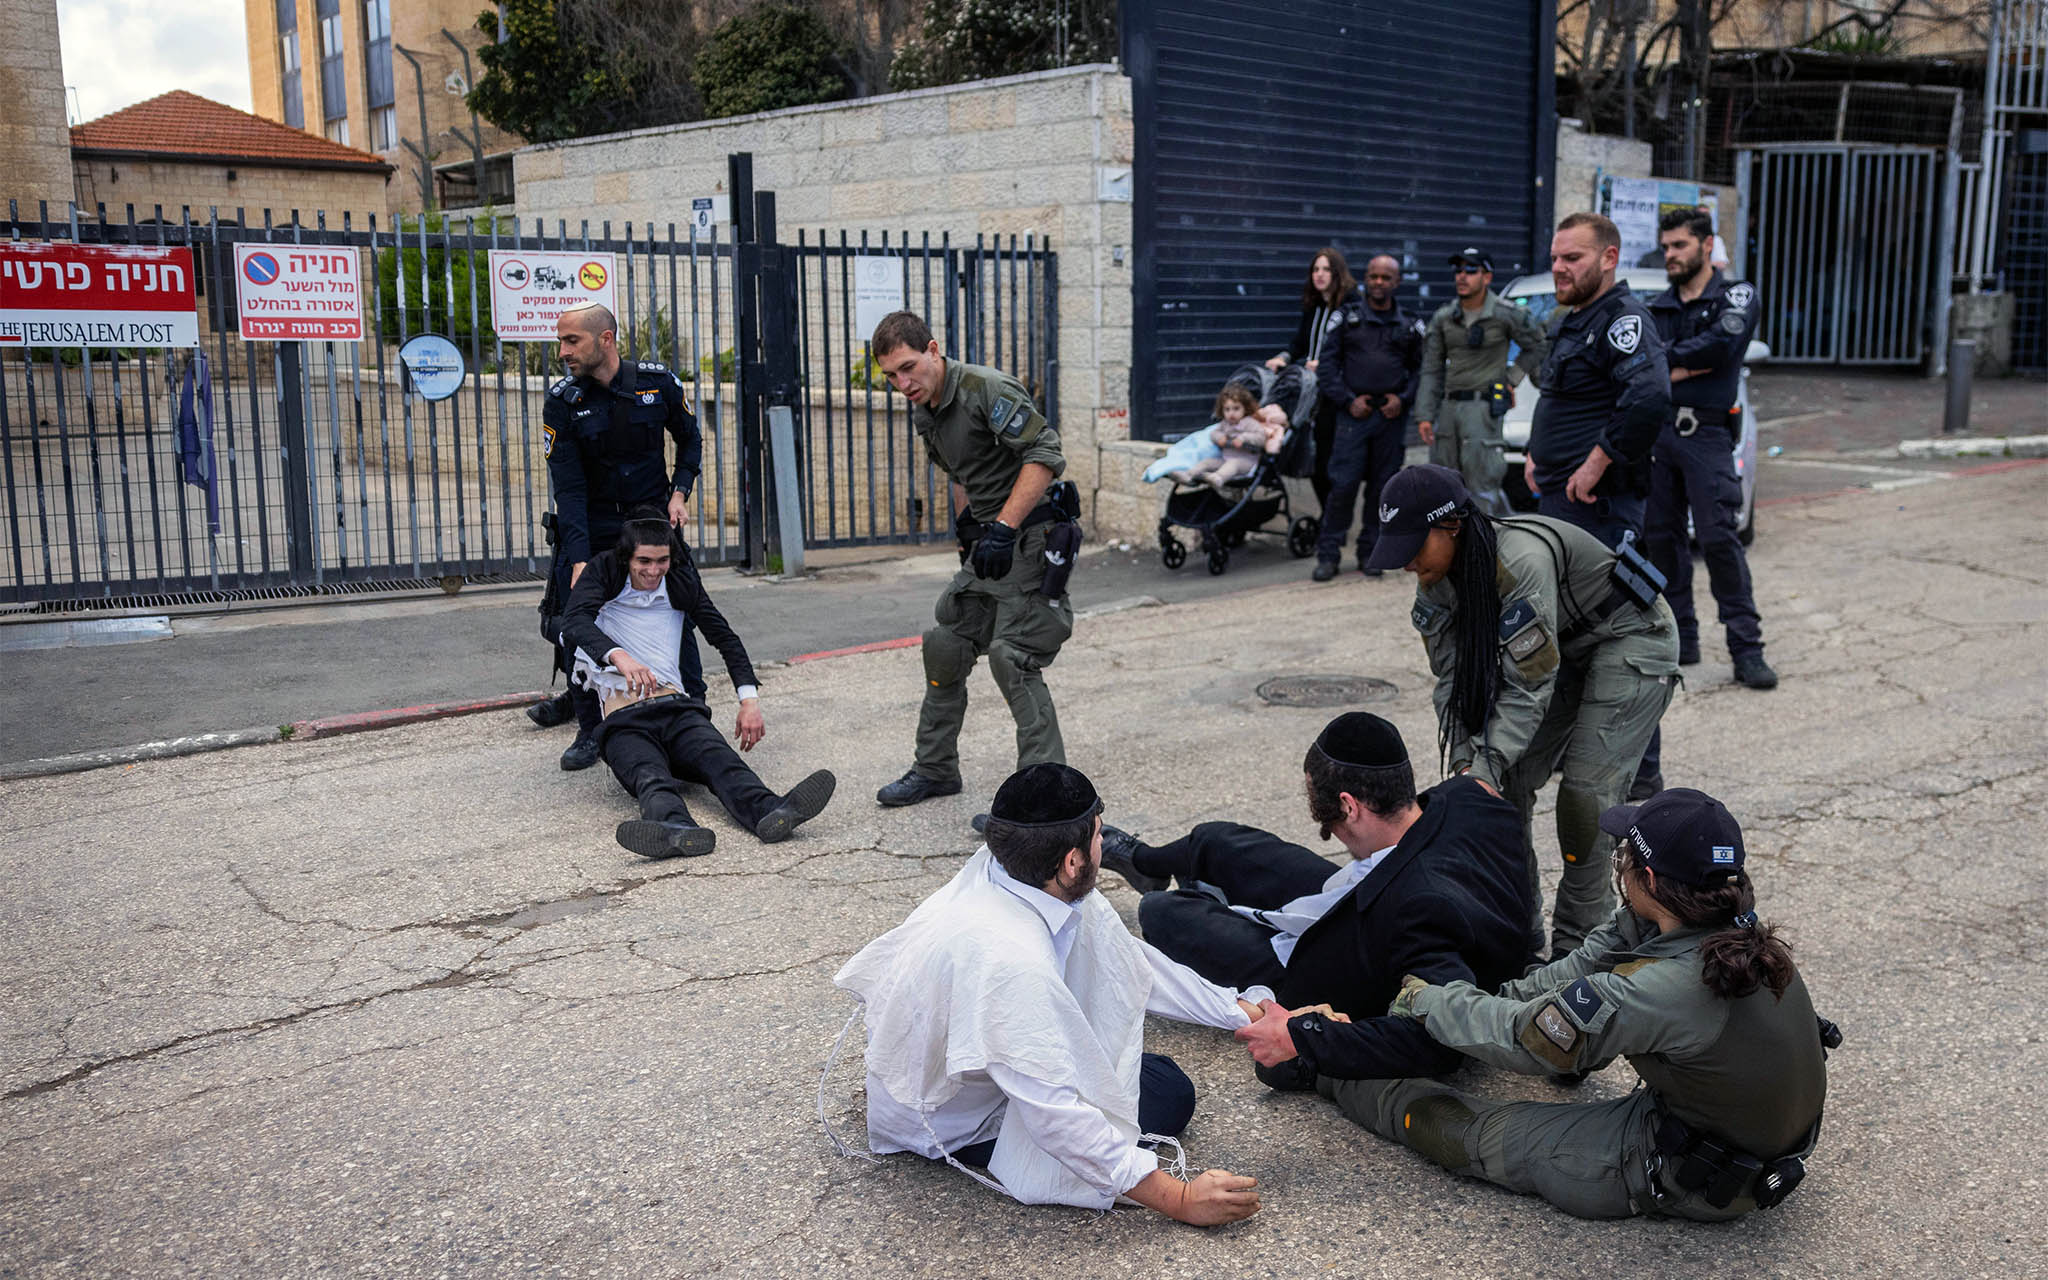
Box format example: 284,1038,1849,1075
1126,0,1555,438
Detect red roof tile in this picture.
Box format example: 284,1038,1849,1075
71,90,393,172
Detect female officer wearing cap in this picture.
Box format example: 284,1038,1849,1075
1317,788,1832,1221
1365,463,1680,958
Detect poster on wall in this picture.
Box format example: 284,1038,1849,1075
1607,177,1664,271
233,244,364,341
0,242,199,347
852,256,906,346
488,250,619,342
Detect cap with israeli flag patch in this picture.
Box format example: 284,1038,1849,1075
1597,787,1747,887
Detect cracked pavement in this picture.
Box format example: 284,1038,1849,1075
3,464,2046,1277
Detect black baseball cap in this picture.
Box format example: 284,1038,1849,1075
1448,247,1493,271
1362,465,1472,571
1599,788,1747,887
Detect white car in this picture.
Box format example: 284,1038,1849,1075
1497,268,1765,545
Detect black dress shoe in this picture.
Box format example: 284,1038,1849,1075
526,691,574,728
1677,638,1702,666
1098,824,1169,893
615,819,717,859
1359,566,1384,578
876,768,963,807
757,770,837,843
559,732,602,771
1734,653,1779,690
1311,560,1338,582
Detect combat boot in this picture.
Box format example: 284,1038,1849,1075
559,731,601,771
1734,653,1779,690
876,768,962,807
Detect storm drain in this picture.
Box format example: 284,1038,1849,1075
1255,675,1397,708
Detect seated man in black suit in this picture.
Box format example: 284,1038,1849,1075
561,515,835,858
1100,712,1534,1086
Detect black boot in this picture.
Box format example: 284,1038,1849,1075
560,689,603,771
876,768,962,807
756,770,837,843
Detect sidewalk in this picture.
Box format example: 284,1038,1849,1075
1749,366,2045,455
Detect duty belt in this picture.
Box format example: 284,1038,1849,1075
1650,1107,1821,1211
1446,389,1485,401
1672,405,1733,438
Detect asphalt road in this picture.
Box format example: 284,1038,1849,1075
2,459,2044,1277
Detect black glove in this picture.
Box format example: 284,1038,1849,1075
953,508,983,565
968,520,1018,580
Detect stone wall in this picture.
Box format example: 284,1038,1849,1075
0,0,74,210
69,158,394,231
513,65,1139,538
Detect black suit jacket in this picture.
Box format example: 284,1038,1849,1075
1272,776,1535,1084
559,535,757,701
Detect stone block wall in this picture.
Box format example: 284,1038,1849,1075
69,159,395,231
514,65,1140,539
1,0,74,210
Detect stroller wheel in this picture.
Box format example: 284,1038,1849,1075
1162,538,1187,570
1288,516,1320,559
1207,546,1229,576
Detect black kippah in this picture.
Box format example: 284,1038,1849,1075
1312,713,1409,770
989,763,1103,827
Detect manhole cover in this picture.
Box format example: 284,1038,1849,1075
1255,675,1397,708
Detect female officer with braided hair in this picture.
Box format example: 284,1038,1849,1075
1363,464,1679,958
1313,788,1833,1221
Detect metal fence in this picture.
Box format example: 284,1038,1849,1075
1744,144,1947,366
2,172,1059,607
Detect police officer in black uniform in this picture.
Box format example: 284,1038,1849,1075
1524,212,1672,552
1312,253,1424,580
531,302,703,771
1643,208,1774,691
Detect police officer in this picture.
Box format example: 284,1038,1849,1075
1312,253,1423,581
1363,464,1678,958
1414,248,1549,515
533,302,702,771
867,310,1079,809
1644,208,1775,692
1524,212,1672,551
1317,788,1833,1222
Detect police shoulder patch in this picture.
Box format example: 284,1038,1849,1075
543,422,557,459
1606,313,1643,354
1724,282,1755,310
1411,597,1451,633
1719,310,1748,335
1518,1001,1583,1070
1498,597,1537,643
1560,977,1605,1028
988,395,1020,436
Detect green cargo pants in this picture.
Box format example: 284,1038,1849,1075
1501,612,1677,957
1428,399,1510,515
1316,1075,1748,1221
912,522,1073,783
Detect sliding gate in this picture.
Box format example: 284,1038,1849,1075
1744,144,1951,366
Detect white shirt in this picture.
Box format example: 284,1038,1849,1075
573,580,756,701
1229,843,1396,966
864,858,1274,1198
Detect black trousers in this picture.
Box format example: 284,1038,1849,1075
1135,822,1339,994
1643,420,1762,658
1316,410,1407,564
599,700,777,829
950,1052,1197,1167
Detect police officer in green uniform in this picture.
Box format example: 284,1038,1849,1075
1364,465,1678,957
867,310,1078,808
1414,248,1548,516
1312,788,1834,1221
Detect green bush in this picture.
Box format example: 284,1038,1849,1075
696,5,853,119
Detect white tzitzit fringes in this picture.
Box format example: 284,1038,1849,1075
1141,1133,1190,1182
817,1005,879,1164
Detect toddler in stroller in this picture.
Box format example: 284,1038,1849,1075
1147,362,1322,576
1167,385,1286,491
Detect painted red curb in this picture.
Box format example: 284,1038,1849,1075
787,635,922,664
291,690,551,740
1952,456,2048,477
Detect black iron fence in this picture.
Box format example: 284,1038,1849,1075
1,155,1056,608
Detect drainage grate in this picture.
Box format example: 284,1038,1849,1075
1255,674,1397,708
6,572,547,617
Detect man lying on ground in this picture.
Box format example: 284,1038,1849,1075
561,515,834,858
829,764,1263,1225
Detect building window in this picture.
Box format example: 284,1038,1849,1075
370,105,396,150
364,0,394,111
325,119,351,146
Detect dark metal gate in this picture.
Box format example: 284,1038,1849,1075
2,156,1056,606
1744,144,1948,366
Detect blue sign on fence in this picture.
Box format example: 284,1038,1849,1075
398,334,465,402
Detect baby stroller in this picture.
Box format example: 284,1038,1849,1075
1152,362,1321,575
